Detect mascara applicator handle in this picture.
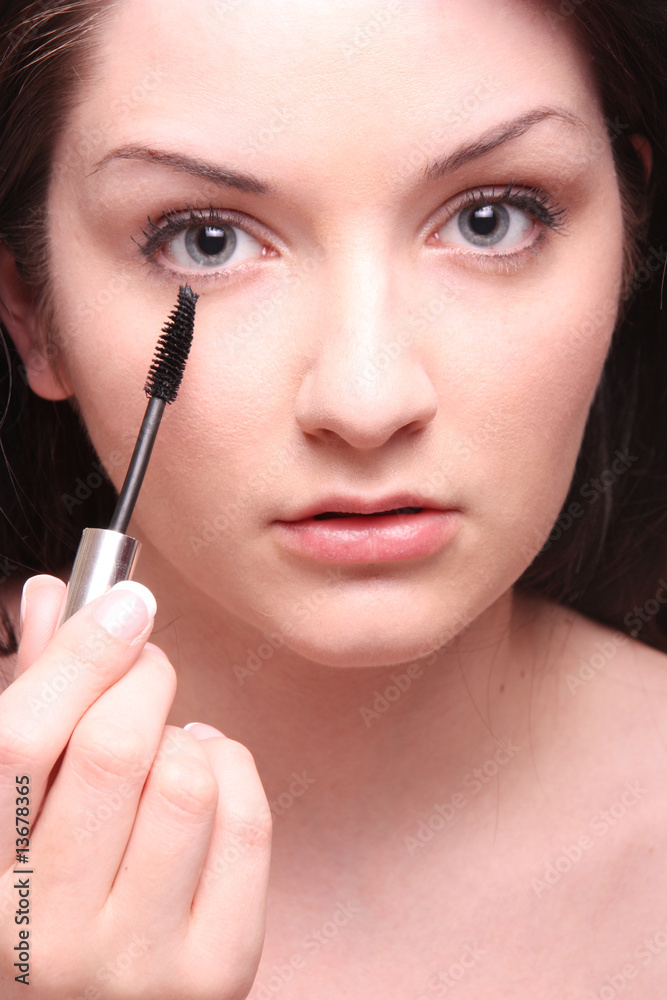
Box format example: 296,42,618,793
57,283,197,629
58,527,141,626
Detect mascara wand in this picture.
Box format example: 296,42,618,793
59,284,199,625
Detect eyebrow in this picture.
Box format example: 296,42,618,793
90,145,272,194
89,105,588,194
423,105,588,181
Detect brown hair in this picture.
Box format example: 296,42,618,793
0,0,666,655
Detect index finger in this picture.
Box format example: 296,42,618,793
0,581,157,867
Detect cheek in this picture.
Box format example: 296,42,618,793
450,283,620,569
448,169,624,540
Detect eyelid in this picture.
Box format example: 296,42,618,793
425,181,569,263
140,206,271,244
135,204,281,279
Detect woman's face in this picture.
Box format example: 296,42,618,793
40,0,626,666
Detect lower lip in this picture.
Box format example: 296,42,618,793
272,510,459,563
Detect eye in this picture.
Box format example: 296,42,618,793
136,205,274,279
164,221,262,270
431,184,567,255
437,199,535,252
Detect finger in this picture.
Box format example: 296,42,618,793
30,643,176,919
110,725,220,935
0,581,156,867
15,576,67,678
185,733,272,980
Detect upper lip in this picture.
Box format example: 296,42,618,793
280,493,451,521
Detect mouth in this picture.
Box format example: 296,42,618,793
272,506,459,562
313,506,424,520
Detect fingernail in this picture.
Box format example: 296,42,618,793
93,581,157,643
184,722,225,740
20,575,66,631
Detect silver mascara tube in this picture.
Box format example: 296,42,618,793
58,528,141,625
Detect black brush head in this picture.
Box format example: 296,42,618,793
144,284,199,403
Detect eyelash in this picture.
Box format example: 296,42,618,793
135,181,569,284
135,205,270,286
432,180,569,273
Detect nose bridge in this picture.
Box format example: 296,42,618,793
294,230,439,448
316,220,411,373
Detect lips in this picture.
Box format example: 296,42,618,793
272,506,460,561
281,494,445,522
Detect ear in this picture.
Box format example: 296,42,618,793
629,133,653,185
0,243,73,400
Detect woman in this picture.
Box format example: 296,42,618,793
0,0,666,995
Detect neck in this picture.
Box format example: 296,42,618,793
137,541,567,863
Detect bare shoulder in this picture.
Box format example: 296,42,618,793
557,597,667,697
526,593,667,782
516,590,667,773
519,589,667,688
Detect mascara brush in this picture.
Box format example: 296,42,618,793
59,284,199,625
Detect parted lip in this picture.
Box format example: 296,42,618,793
278,493,452,522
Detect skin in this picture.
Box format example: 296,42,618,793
1,0,665,992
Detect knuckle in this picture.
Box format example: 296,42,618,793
0,719,42,775
225,805,273,851
155,760,219,815
52,630,112,675
68,720,149,785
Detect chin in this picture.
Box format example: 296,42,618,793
270,607,466,670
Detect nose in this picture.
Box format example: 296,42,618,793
294,248,438,451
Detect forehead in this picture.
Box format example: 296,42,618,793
72,0,601,152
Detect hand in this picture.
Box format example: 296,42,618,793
0,576,272,999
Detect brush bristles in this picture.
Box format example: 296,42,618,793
144,284,199,403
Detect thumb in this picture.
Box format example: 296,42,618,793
15,575,67,679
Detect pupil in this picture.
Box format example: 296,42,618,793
197,226,227,255
470,206,497,236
